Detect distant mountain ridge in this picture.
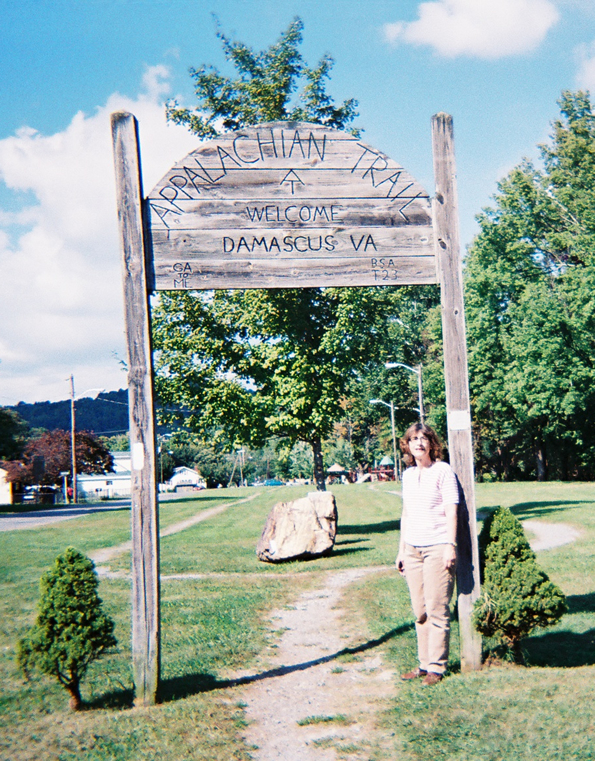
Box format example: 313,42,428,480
10,389,129,435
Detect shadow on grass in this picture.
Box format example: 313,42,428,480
524,628,595,668
329,546,372,558
339,520,400,535
334,538,370,546
85,686,135,710
159,493,248,506
159,622,413,703
567,592,595,615
509,500,593,520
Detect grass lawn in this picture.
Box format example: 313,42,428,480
0,481,594,760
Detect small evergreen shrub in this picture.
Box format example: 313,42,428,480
18,547,117,710
473,506,566,661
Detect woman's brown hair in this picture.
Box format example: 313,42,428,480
400,423,443,467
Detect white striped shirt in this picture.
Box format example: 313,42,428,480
402,460,459,546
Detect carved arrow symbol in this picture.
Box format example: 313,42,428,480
280,169,305,195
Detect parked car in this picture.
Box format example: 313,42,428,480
263,478,285,486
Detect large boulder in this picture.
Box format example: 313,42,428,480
256,492,338,563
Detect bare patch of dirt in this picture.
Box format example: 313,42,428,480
522,520,581,552
232,566,395,760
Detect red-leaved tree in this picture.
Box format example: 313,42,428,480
4,430,113,486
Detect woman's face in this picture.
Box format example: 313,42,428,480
408,432,430,460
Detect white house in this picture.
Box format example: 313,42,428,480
77,453,206,500
0,465,13,505
166,466,206,491
77,451,132,500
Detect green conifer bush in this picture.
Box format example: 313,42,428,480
18,547,117,710
472,507,566,661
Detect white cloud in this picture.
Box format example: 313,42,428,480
0,66,199,404
575,40,595,90
383,0,559,59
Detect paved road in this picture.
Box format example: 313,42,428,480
0,490,248,532
0,503,131,531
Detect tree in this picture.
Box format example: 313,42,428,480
18,548,117,710
472,507,566,661
155,287,405,489
166,17,359,137
155,19,436,489
4,430,114,487
0,407,30,460
463,91,595,480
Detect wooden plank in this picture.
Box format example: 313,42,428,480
432,113,482,672
148,169,430,203
151,225,434,260
111,111,161,705
154,254,438,290
147,197,432,231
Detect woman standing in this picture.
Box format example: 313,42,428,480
396,422,458,686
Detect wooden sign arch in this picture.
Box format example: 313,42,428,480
146,121,436,290
111,113,481,706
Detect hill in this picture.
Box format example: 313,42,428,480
10,389,129,435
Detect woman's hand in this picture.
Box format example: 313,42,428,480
443,543,456,570
396,551,406,577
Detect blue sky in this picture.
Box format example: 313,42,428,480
2,0,595,404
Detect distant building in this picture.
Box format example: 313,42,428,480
77,451,132,500
165,466,206,492
77,454,206,500
0,465,13,505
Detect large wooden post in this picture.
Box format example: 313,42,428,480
111,112,161,704
431,113,482,671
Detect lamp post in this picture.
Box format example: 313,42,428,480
370,398,398,481
385,362,425,423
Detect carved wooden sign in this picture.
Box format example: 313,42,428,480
146,121,437,289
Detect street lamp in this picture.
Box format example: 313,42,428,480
385,362,425,423
69,376,104,504
369,398,399,481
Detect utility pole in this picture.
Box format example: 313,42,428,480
70,375,77,504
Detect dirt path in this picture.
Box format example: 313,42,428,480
233,566,395,761
230,515,581,760
522,520,581,552
89,492,261,567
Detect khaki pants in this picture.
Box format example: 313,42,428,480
403,543,455,675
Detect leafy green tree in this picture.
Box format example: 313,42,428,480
463,91,595,480
18,548,117,710
98,433,130,452
155,287,403,489
166,17,359,136
0,407,30,460
473,507,566,661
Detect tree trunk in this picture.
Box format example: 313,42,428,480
535,440,547,482
67,679,82,711
311,436,326,492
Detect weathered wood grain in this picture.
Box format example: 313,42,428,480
111,111,161,706
151,224,434,258
432,112,482,672
146,122,436,288
147,197,432,231
153,254,437,289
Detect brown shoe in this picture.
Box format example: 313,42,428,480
421,672,443,686
400,668,427,681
